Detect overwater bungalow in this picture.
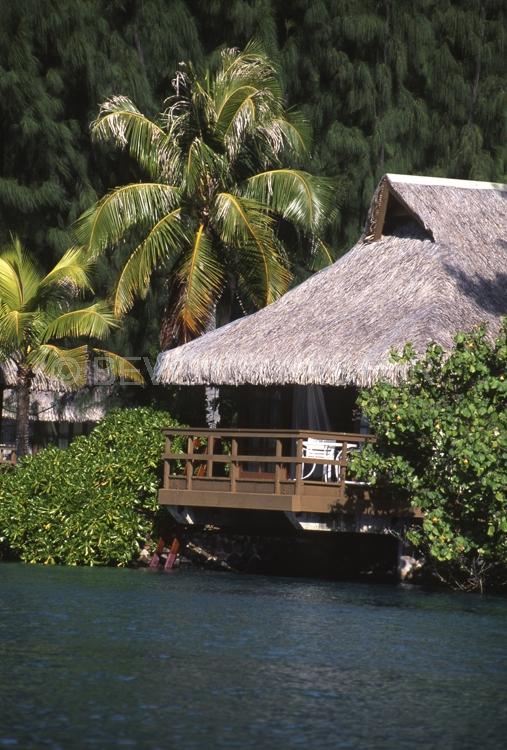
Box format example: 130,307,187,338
154,174,507,535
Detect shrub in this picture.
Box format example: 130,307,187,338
351,322,507,591
0,407,182,566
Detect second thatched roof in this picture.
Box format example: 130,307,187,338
0,364,117,423
2,385,114,423
154,174,507,388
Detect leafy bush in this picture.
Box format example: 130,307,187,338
351,323,507,591
0,407,182,566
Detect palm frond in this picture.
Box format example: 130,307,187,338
74,183,180,256
258,111,311,161
175,224,224,339
114,209,186,316
215,84,260,134
3,236,43,308
214,192,291,305
309,237,335,270
44,302,118,342
92,349,145,385
215,42,281,98
0,257,23,311
39,246,93,294
26,344,89,388
0,305,38,350
185,138,228,194
212,44,285,158
91,96,171,179
244,169,337,233
0,236,44,311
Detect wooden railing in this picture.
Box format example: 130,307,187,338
161,428,375,499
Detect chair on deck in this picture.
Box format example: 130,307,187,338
302,438,340,482
302,438,360,482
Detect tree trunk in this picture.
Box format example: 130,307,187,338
16,372,32,458
0,386,4,444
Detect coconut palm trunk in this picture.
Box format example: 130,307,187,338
16,369,33,458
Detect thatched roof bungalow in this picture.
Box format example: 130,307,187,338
0,367,115,452
154,174,507,389
1,386,112,423
154,175,505,533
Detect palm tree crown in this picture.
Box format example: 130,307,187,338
0,237,142,455
76,42,336,344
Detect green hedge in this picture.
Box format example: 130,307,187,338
0,407,181,566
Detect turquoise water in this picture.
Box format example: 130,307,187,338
0,564,506,750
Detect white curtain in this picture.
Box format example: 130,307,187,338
292,385,331,431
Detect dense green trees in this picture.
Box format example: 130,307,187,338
0,0,505,357
0,0,201,263
351,324,507,592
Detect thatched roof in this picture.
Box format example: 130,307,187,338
154,174,507,388
2,388,112,423
1,368,116,423
0,360,70,391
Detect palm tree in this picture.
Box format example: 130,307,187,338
0,237,143,457
75,42,336,345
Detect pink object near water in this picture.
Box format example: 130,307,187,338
149,538,165,568
164,539,181,571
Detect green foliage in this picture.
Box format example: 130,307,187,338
352,323,507,590
0,407,181,566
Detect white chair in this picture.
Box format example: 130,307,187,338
302,439,360,482
302,438,341,482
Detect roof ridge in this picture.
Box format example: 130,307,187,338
386,173,507,191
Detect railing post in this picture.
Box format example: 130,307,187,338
340,441,349,502
207,435,214,478
295,437,303,494
275,438,282,494
163,435,171,489
186,436,194,490
230,437,238,492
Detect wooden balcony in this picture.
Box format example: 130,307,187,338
158,428,419,518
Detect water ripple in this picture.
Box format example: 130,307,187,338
0,564,506,750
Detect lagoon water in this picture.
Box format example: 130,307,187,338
0,564,506,750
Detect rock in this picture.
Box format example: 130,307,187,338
399,555,424,582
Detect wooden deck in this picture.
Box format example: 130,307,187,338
158,428,419,518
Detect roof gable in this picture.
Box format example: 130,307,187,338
365,173,507,247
